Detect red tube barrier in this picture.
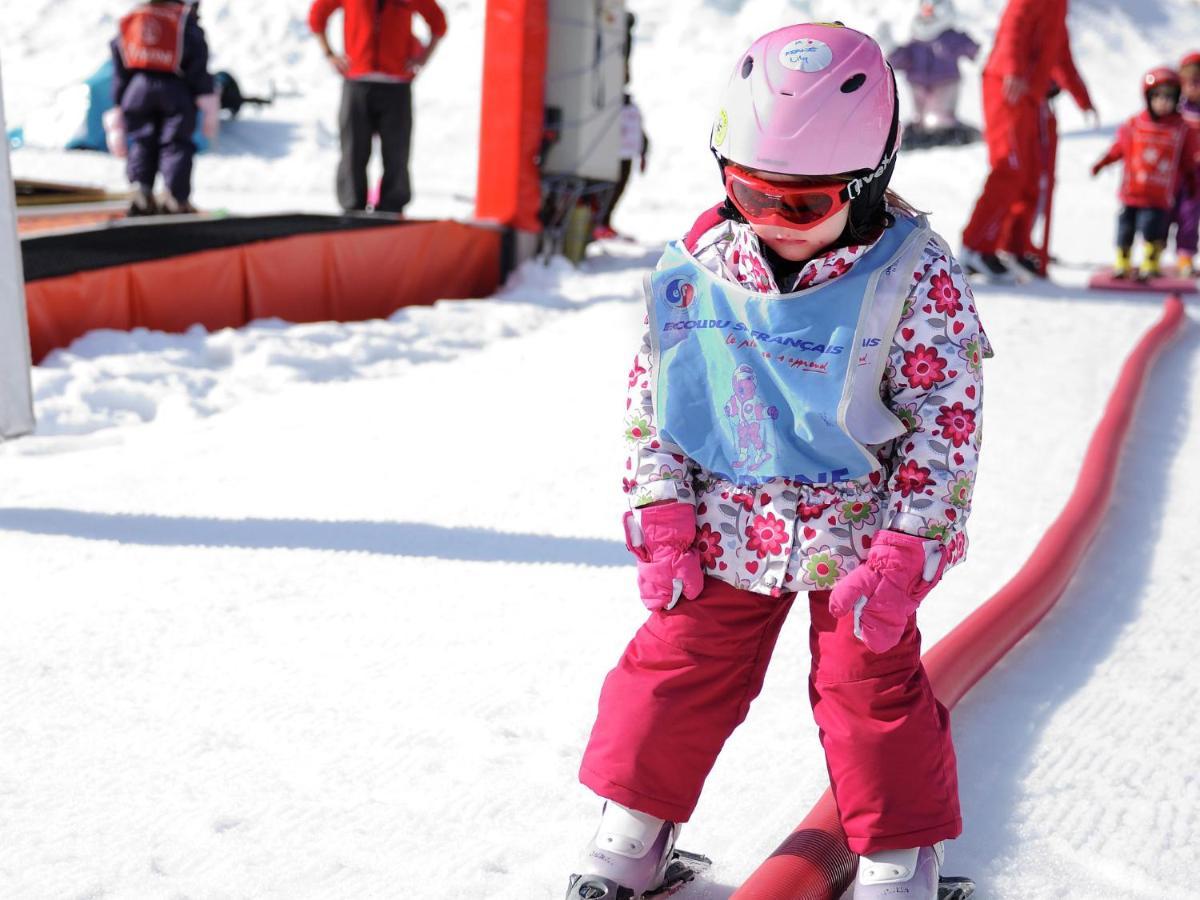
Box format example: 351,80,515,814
733,295,1187,900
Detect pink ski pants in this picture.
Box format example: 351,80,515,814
579,577,961,855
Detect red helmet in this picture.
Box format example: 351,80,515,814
1180,51,1200,71
1144,66,1181,94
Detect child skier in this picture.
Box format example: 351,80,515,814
108,0,218,215
1173,52,1200,276
1091,67,1200,279
887,0,979,147
567,23,990,900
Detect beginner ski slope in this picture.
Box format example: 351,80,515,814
1,257,1194,900
3,0,1199,897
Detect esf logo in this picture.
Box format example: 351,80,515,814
664,277,696,309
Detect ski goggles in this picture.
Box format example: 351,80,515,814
723,165,854,229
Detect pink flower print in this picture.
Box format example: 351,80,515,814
797,266,820,288
947,531,967,564
893,460,934,497
824,256,851,278
901,344,948,390
935,402,977,447
797,500,830,522
655,464,686,482
745,512,788,558
624,415,656,444
628,356,647,388
696,523,724,568
731,491,756,512
803,548,844,590
928,270,962,317
894,403,923,435
838,499,877,527
622,477,637,494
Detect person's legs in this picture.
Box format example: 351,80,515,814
1139,207,1171,276
158,81,198,208
1116,205,1138,251
1113,206,1138,275
580,577,795,823
337,80,374,212
910,84,934,130
962,76,1036,254
121,77,160,195
925,80,960,130
597,158,633,231
808,590,960,856
375,80,413,213
1173,190,1200,257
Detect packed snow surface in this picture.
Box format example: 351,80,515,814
2,1,1199,898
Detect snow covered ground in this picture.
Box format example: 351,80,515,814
2,1,1199,898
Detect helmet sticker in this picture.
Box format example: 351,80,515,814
779,39,834,73
713,109,729,147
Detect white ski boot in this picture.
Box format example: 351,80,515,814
853,842,943,899
566,802,679,899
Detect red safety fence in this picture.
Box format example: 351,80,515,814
24,219,501,363
475,0,548,233
733,295,1187,900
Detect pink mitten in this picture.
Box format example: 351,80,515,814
196,93,221,144
103,107,127,159
623,502,704,611
828,530,946,653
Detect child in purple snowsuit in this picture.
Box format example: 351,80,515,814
110,0,215,214
1174,51,1200,276
888,0,979,133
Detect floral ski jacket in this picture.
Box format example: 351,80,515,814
623,213,993,597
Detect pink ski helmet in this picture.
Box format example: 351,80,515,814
710,23,899,206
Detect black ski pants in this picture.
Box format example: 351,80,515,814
1117,205,1170,248
337,79,412,214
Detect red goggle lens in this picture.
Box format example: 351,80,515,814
723,167,849,227
729,180,836,224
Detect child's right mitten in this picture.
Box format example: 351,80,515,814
623,502,704,612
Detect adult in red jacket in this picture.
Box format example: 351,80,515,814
961,0,1094,278
309,0,448,213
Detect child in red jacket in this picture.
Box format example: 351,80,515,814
1092,67,1200,279
1173,51,1200,276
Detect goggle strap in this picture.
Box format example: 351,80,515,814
841,146,899,203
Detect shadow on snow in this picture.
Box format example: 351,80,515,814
0,508,630,568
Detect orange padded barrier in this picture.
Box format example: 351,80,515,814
733,296,1187,900
25,266,134,361
130,246,248,335
243,232,336,323
25,220,502,363
475,0,548,232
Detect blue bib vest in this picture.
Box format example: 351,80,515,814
647,216,931,486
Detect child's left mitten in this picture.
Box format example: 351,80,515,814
828,530,946,653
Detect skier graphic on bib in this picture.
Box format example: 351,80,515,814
725,365,778,472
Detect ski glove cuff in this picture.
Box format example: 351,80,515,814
828,529,946,654
623,502,704,612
